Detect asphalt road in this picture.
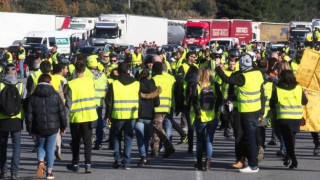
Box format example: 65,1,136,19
4,120,320,180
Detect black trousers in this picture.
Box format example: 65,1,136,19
231,109,245,162
256,126,266,149
280,120,301,163
70,122,93,165
311,132,319,147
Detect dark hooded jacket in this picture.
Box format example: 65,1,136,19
26,83,67,136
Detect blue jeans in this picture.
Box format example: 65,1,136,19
240,112,260,167
134,119,152,158
19,60,24,78
0,131,21,175
95,106,105,146
112,119,135,165
37,133,57,171
195,120,218,158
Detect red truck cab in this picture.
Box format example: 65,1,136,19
183,21,210,46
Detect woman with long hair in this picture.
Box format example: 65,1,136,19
270,70,308,169
190,67,222,171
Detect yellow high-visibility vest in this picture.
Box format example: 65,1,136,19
276,85,303,120
111,80,139,119
68,77,98,123
237,70,264,113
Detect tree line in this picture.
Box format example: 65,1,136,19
0,0,319,22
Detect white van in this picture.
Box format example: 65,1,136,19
207,37,240,48
23,29,87,58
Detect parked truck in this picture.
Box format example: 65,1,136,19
289,21,312,47
0,12,70,49
183,19,252,46
69,17,97,37
252,22,289,42
92,14,168,46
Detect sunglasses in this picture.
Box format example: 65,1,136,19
103,56,109,58
6,68,16,71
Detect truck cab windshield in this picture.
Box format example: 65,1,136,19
94,28,118,39
23,37,42,44
186,27,204,38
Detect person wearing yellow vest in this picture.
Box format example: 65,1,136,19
134,55,153,80
0,63,26,179
215,53,265,173
161,63,188,145
66,61,97,173
255,58,274,162
51,63,68,161
50,46,60,65
3,48,13,65
176,52,199,153
216,59,237,139
132,47,143,75
17,43,26,78
283,43,290,56
26,58,43,97
189,67,222,171
290,50,302,74
69,54,94,80
105,62,139,169
151,61,175,157
87,58,108,150
270,70,308,169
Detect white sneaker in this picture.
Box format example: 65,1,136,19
239,166,259,173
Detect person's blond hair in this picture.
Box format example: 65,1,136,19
278,60,290,76
198,67,211,89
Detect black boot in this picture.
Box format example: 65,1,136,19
194,156,203,171
283,156,290,167
289,159,298,169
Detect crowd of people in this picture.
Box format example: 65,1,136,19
0,39,319,179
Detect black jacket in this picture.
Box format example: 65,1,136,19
26,83,67,136
139,79,160,119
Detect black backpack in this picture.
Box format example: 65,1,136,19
0,84,22,116
199,85,215,111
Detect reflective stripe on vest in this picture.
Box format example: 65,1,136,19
263,81,273,118
30,70,42,87
18,47,26,60
276,85,303,119
94,73,107,106
190,84,216,125
51,74,65,91
7,52,13,63
51,52,58,64
237,70,264,113
221,70,233,99
111,80,139,119
0,82,23,119
153,74,174,113
132,53,142,65
68,77,98,123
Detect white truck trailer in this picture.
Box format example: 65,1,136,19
70,17,97,37
0,12,70,49
92,14,168,46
